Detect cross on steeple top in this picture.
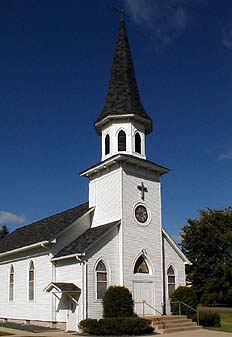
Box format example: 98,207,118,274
137,182,148,200
112,5,129,20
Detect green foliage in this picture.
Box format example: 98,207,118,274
0,224,9,239
79,317,154,335
181,207,232,306
103,285,134,318
170,286,198,317
193,312,221,327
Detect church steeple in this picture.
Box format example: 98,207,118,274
95,20,153,161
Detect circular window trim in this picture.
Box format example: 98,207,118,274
133,203,151,227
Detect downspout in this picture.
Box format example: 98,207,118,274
80,256,88,320
162,235,166,315
51,260,57,322
85,262,88,318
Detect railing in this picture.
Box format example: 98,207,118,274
134,300,165,330
170,301,200,326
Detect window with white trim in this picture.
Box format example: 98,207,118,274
9,265,14,301
105,134,110,155
134,255,149,274
167,265,176,298
118,130,126,151
135,132,141,154
29,261,35,301
96,260,107,299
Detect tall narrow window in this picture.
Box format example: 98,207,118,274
105,134,110,155
134,255,149,274
118,130,126,151
9,265,14,301
135,132,141,154
96,260,107,299
29,261,35,301
167,265,176,298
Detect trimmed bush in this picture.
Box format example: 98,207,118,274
170,286,198,318
193,312,221,327
79,317,154,335
103,286,134,318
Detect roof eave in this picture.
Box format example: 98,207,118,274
80,154,169,178
162,228,191,265
51,253,83,262
94,114,152,135
0,240,52,259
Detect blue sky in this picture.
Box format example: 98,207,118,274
0,0,231,241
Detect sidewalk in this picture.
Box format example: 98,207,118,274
162,330,232,337
0,326,232,337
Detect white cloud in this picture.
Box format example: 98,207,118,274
0,211,27,225
124,0,206,47
222,22,232,49
124,0,190,47
218,149,232,160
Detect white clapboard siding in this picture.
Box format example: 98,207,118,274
121,166,164,314
55,260,82,322
86,225,120,319
163,236,186,314
89,168,122,227
0,253,52,321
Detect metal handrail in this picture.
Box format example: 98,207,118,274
134,300,165,330
171,301,200,326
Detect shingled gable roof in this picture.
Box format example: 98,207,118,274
95,20,152,134
0,202,90,255
54,221,120,259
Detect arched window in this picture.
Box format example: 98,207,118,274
105,134,110,155
167,265,176,298
135,132,141,154
118,130,126,151
96,260,107,299
29,261,35,301
9,265,14,301
134,255,149,274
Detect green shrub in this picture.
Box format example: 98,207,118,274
79,318,99,334
193,312,221,327
79,317,154,335
170,286,198,318
103,286,134,318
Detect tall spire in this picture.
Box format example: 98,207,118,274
95,20,152,135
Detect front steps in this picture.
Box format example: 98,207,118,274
146,315,202,334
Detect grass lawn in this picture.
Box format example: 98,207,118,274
207,312,232,333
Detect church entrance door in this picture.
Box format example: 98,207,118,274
66,298,78,331
133,281,154,316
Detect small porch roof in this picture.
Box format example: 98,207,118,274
44,282,81,293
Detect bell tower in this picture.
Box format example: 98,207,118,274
94,21,152,161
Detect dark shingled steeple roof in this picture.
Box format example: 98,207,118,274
95,20,152,134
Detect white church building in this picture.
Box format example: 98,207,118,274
0,20,190,331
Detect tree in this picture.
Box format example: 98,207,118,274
0,224,9,239
181,207,232,306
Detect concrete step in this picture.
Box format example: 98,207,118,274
146,315,188,322
163,325,202,333
163,322,198,329
144,315,202,334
